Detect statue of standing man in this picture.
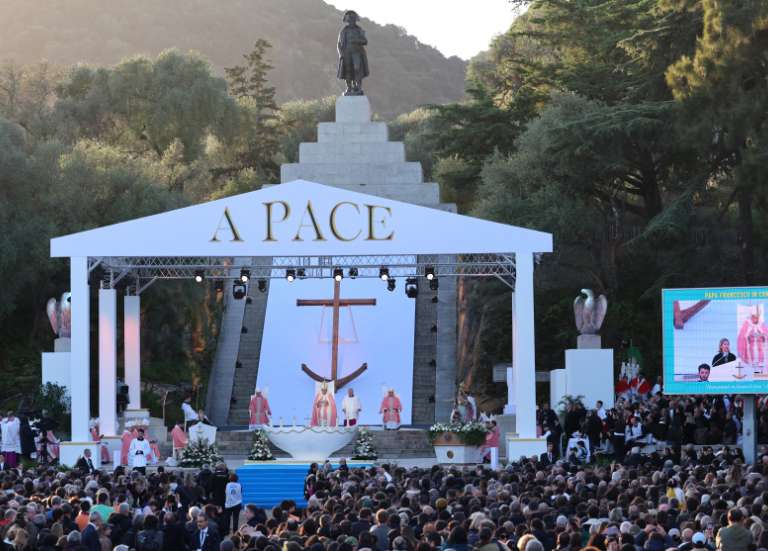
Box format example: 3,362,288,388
337,10,369,96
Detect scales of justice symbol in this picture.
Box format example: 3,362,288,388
297,278,376,390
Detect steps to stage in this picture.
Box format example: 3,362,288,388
237,461,373,508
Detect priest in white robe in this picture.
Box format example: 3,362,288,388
342,388,361,426
0,411,21,468
127,428,153,474
181,397,197,431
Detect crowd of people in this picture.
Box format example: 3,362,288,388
4,386,768,551
1,440,767,551
535,389,768,463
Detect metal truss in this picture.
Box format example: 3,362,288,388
92,254,517,289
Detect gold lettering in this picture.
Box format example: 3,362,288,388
210,207,243,242
264,201,290,242
329,202,362,242
366,204,395,241
293,201,326,242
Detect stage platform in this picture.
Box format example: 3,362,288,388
237,461,374,508
217,426,435,460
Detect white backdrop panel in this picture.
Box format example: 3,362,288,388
256,277,415,425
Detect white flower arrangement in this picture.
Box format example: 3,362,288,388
180,438,224,468
352,428,377,460
429,421,489,446
124,418,150,429
247,430,275,461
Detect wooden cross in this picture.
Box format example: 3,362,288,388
297,278,376,390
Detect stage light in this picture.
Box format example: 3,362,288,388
297,268,306,279
257,279,267,292
425,266,436,280
387,278,396,292
405,277,419,298
240,269,250,283
194,270,204,283
214,280,224,293
429,277,439,291
286,269,296,282
379,267,390,281
333,268,343,282
349,267,359,279
232,281,246,299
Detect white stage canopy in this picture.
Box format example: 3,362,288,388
50,179,553,465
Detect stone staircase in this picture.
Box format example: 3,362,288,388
227,274,271,426
215,428,435,460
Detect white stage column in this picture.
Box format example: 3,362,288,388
60,257,96,467
98,288,117,436
69,257,90,441
507,252,547,460
124,295,141,409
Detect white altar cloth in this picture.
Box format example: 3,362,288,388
265,426,356,460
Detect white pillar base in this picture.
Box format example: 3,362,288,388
101,436,122,465
59,441,101,469
506,436,547,463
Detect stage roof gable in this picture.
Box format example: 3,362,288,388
51,180,552,257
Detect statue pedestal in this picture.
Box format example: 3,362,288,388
555,349,614,409
576,334,601,349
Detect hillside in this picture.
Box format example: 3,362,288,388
0,0,467,118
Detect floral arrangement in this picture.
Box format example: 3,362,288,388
247,430,274,461
351,428,377,460
428,421,489,447
124,418,151,430
179,438,223,468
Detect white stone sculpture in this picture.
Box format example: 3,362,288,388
573,289,608,335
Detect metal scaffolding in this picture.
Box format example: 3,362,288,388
91,253,517,292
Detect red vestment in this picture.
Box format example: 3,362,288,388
249,394,271,427
738,318,768,368
379,394,402,425
310,391,337,427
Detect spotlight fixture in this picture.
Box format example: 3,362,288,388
387,278,396,292
214,280,224,293
405,277,419,299
194,270,204,283
257,279,267,292
431,296,438,304
349,267,359,279
379,267,390,281
232,281,247,299
430,324,438,333
429,277,439,291
425,266,436,281
333,267,343,282
286,269,296,282
241,326,248,334
297,268,307,279
240,269,250,283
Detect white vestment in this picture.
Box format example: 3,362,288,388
128,438,153,468
342,396,361,423
181,402,197,423
0,417,21,453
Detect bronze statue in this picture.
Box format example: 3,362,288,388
337,10,369,96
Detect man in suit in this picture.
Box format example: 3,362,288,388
716,508,752,551
0,453,8,471
81,511,103,551
74,448,97,474
539,441,556,467
194,513,221,551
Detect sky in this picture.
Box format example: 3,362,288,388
324,1,519,60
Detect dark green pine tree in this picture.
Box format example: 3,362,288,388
225,39,280,181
